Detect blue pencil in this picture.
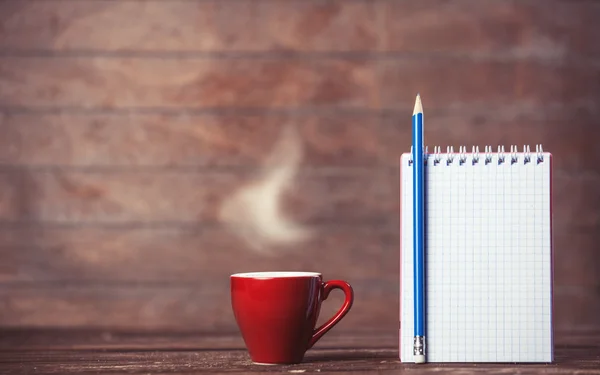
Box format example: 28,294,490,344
412,93,426,364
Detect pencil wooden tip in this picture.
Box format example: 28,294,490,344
413,94,423,115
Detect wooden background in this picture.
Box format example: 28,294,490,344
0,0,599,337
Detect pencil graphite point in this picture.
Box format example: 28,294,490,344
413,94,423,115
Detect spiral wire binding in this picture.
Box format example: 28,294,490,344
433,146,442,165
484,146,492,165
406,144,546,165
446,146,454,164
459,146,467,164
498,145,505,164
536,144,544,164
510,145,518,164
472,146,479,165
524,145,531,164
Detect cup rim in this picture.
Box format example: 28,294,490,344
230,271,321,279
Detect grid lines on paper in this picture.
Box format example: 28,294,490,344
400,151,553,363
400,153,414,362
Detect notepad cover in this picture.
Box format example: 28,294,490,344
399,150,553,363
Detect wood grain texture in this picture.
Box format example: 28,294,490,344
0,281,397,332
554,288,600,331
0,222,598,290
0,0,380,52
2,0,600,58
552,228,600,288
1,330,599,374
2,57,599,110
382,0,600,58
0,329,396,351
552,176,600,230
0,225,398,283
0,169,596,228
0,57,378,109
0,283,599,331
379,60,600,110
0,284,239,331
0,113,383,167
3,109,600,170
0,168,395,223
0,0,599,333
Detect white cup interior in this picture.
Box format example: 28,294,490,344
231,271,321,279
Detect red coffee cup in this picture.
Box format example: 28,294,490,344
230,271,354,365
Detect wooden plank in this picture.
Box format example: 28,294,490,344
382,0,600,58
0,283,598,332
0,169,596,226
554,287,600,330
1,332,600,375
0,112,382,167
260,0,380,53
553,176,600,230
1,109,598,171
0,0,380,52
0,220,597,288
0,330,600,374
0,280,399,332
0,329,398,351
0,168,395,223
0,57,378,109
3,344,600,375
0,327,400,361
0,168,596,227
379,108,600,174
0,348,399,374
0,284,239,331
2,57,599,110
0,223,598,292
1,328,596,352
552,227,600,288
379,59,600,110
2,0,599,58
0,225,398,283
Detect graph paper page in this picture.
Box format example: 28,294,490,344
400,152,553,363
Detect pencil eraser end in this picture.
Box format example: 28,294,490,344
414,355,426,364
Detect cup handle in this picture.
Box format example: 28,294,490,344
307,280,354,349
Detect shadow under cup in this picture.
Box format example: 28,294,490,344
230,271,354,365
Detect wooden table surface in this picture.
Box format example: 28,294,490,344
0,328,598,374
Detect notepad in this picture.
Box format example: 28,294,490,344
399,146,553,363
